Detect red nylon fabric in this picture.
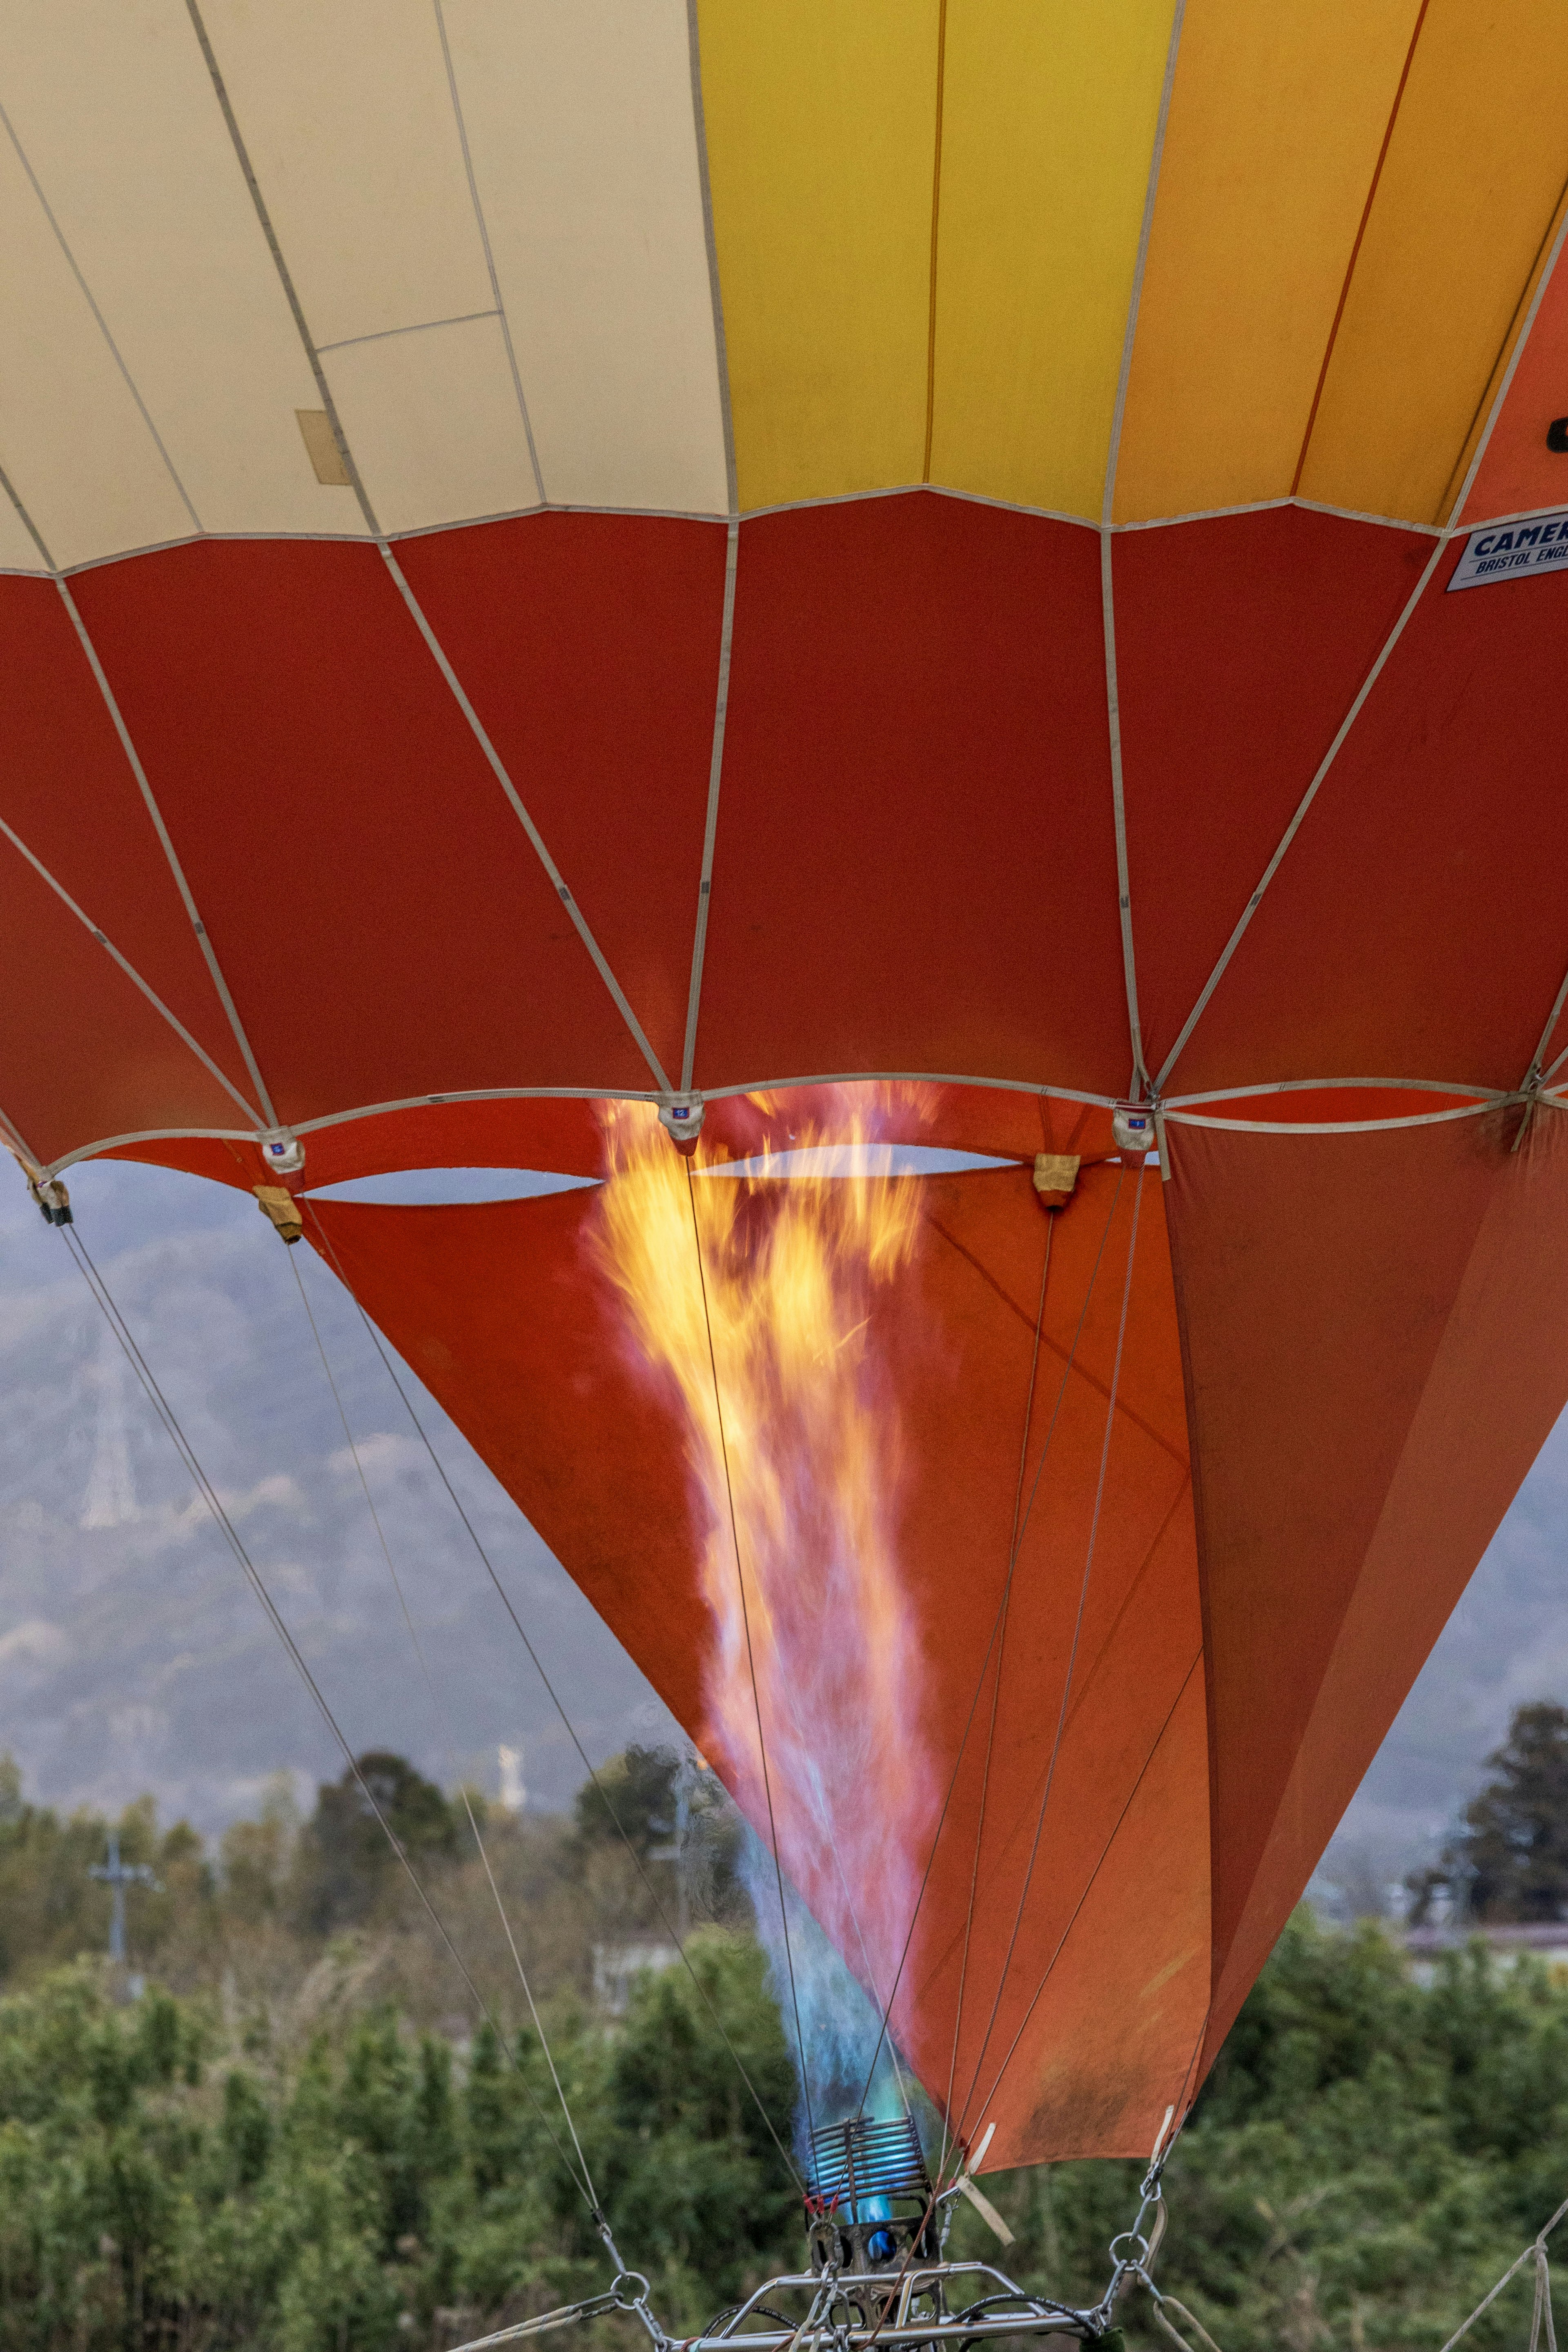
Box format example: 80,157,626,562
17,492,1567,2159
309,1154,1207,2172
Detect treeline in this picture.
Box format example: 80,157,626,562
0,1745,742,2027
9,1737,1568,2352
4,1913,1568,2352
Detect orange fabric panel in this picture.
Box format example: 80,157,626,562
1462,229,1568,526
1296,0,1568,525
1167,1109,1568,2039
1201,1106,1568,2059
310,1151,1208,2164
971,1664,1209,2163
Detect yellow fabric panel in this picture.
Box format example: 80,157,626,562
928,0,1178,521
1113,0,1419,523
696,1,938,512
1299,0,1568,525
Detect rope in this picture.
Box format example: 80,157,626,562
950,1164,1145,2147
286,1245,602,2207
300,1200,806,2194
683,1154,817,2151
55,1223,598,2210
1127,2174,1568,2352
1438,2194,1568,2352
1144,2293,1225,2352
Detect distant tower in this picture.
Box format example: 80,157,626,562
89,1829,156,1966
497,1745,526,1814
82,1328,136,1530
649,1753,697,1940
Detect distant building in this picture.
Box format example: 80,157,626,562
592,1940,679,2016
497,1745,526,1814
1402,1922,1568,1985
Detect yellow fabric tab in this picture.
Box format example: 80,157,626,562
696,0,938,512
1113,0,1419,523
928,0,1177,521
1299,0,1568,525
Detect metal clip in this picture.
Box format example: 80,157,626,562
28,1175,72,1227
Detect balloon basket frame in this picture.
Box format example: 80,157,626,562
437,2252,1111,2352
439,2109,1174,2352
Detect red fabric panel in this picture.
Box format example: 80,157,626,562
0,576,255,1109
70,540,654,1130
1172,541,1568,1096
1167,1107,1568,2054
695,497,1129,1099
310,1155,1208,2164
0,833,245,1166
1113,506,1431,1084
396,514,727,1084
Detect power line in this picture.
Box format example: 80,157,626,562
56,1221,598,2211
300,1199,805,2193
286,1243,601,2206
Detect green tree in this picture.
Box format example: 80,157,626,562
1413,1704,1568,1924
291,1753,460,1936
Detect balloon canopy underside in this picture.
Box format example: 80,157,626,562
6,0,1568,2165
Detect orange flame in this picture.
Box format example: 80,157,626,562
595,1089,935,2104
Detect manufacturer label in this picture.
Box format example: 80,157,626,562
1448,507,1568,590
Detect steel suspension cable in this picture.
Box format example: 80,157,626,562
933,1205,1053,2176
958,1652,1203,2160
949,1165,1146,2147
300,1199,805,2192
682,1153,817,2152
54,1222,598,2207
853,1171,1127,2145
286,1245,601,2205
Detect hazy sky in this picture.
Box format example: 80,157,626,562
1,1151,1564,1889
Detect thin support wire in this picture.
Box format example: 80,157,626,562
55,1223,596,2208
1439,2193,1568,2352
682,1154,817,2152
286,1246,600,2208
949,1165,1146,2148
299,1200,805,2192
933,1210,1054,2176
855,1172,1127,2153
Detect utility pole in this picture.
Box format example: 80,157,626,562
649,1754,696,1940
89,1828,157,1974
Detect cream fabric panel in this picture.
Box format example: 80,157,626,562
203,0,541,529
201,0,494,349
324,317,540,535
0,2,359,558
441,0,727,515
0,479,49,573
0,50,191,568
